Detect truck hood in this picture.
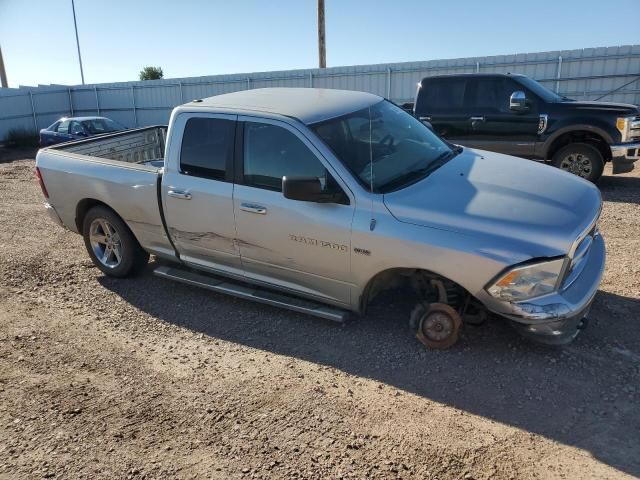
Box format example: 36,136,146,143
383,148,601,256
556,100,640,116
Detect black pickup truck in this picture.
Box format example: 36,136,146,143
413,73,640,182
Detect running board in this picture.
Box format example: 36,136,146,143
153,265,349,323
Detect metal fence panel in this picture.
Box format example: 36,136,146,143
0,116,33,137
0,93,32,120
1,44,639,140
70,89,99,115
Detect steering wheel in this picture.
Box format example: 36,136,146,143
376,134,395,157
380,134,394,148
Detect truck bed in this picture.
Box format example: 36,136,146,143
36,125,175,260
52,126,167,168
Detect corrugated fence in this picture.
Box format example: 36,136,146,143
1,44,639,140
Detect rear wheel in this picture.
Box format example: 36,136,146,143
82,206,149,277
552,143,604,182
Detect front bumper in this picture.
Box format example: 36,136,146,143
611,142,640,174
494,233,606,345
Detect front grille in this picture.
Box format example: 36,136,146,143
629,115,640,141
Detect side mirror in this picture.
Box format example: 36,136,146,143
283,176,344,203
509,91,529,112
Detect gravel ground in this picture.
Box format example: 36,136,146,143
0,149,639,479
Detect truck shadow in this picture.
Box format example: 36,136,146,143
0,147,38,164
599,174,640,204
99,270,640,477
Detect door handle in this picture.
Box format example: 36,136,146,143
470,116,485,122
240,203,268,215
167,189,192,200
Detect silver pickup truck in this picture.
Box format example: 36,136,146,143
35,88,605,348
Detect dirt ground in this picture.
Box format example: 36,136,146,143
0,148,639,480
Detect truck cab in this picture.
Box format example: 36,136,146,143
414,73,640,181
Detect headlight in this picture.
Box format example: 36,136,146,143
487,258,565,302
616,116,631,142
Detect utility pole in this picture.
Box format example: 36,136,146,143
71,0,85,84
0,46,8,88
317,0,326,68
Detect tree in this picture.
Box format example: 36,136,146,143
139,66,163,81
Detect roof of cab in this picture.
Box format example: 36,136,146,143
420,72,526,81
189,88,382,125
56,116,111,122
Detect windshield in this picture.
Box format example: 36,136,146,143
81,118,124,134
516,76,565,102
311,100,455,193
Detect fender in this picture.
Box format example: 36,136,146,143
539,122,615,159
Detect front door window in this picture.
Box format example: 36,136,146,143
243,122,328,191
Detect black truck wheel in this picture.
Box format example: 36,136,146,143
552,143,604,182
82,206,149,277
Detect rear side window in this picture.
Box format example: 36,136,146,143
416,78,468,114
243,122,326,191
180,117,235,180
56,120,70,134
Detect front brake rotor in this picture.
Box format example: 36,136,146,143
415,303,462,349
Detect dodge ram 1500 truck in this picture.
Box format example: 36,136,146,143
35,88,605,348
414,73,640,182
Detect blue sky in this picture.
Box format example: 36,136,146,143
0,0,638,88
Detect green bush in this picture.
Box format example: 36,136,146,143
139,66,164,81
5,128,39,148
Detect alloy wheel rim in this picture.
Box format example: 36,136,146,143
89,219,122,268
559,153,592,178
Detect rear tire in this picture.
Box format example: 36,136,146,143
82,206,149,277
551,143,604,182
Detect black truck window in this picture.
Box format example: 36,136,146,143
470,77,538,113
416,78,468,114
471,78,511,113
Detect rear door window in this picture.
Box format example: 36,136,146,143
416,78,469,114
180,117,235,180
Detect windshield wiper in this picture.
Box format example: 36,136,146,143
379,148,459,192
431,147,461,165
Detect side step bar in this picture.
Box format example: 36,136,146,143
153,265,349,323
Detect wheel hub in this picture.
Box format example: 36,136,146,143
560,153,592,178
422,311,454,341
89,219,122,268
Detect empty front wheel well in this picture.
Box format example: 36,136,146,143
359,268,468,314
546,131,611,162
